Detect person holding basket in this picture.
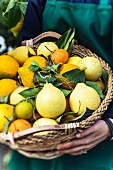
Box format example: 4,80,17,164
8,0,113,170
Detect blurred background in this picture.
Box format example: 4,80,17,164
0,0,28,169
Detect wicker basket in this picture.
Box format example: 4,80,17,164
0,31,113,160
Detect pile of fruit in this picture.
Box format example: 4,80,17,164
0,29,108,135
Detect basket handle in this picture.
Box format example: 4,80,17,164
21,31,61,47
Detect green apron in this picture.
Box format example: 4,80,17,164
42,0,113,68
8,1,113,170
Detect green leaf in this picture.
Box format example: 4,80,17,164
59,88,71,97
86,81,105,99
28,65,40,72
19,87,39,98
7,3,21,29
3,115,14,134
55,28,75,51
62,69,85,84
101,69,108,93
67,39,74,57
34,72,57,84
73,108,94,122
19,2,28,15
1,0,10,13
4,0,15,14
56,28,72,49
26,99,36,110
28,60,40,71
52,79,62,87
56,111,78,124
64,29,75,51
0,95,10,104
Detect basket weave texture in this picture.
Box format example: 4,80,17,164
0,31,113,160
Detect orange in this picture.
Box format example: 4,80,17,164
0,79,18,97
61,115,76,123
8,119,31,133
96,79,105,92
18,66,34,88
65,96,71,112
51,49,69,64
29,112,41,122
0,55,19,79
59,64,80,89
23,56,47,68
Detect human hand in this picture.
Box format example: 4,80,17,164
57,120,110,156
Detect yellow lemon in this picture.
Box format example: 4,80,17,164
67,56,82,66
79,57,102,81
36,83,66,119
0,104,14,132
33,118,58,136
10,86,28,105
37,42,58,58
69,83,101,115
8,46,36,65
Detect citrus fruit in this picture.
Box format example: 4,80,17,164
0,55,19,79
59,64,80,89
59,63,80,74
18,66,34,87
69,83,101,115
0,104,14,132
8,46,36,65
61,115,76,124
33,117,58,136
10,14,24,37
65,96,71,112
8,119,31,133
0,79,18,97
96,79,105,92
15,101,33,119
51,49,69,64
29,112,41,122
36,83,66,119
10,86,28,105
33,118,58,127
37,42,58,58
79,57,102,81
67,56,82,66
23,56,47,68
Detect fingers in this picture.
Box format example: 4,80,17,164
76,124,97,139
57,133,97,150
57,132,107,155
56,120,110,156
57,137,102,155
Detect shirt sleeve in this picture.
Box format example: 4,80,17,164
102,101,113,119
21,0,47,40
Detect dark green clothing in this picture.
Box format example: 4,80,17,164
8,140,113,170
42,0,113,68
8,0,113,169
